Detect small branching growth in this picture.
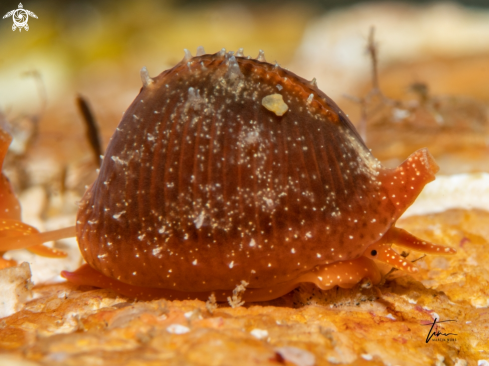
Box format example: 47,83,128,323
206,293,217,314
227,280,249,308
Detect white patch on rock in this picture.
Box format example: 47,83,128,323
166,324,190,334
250,328,269,340
0,262,33,318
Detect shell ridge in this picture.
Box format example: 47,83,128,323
113,104,145,276
205,103,220,244
314,123,338,248
283,115,306,238
220,107,231,236
217,106,234,272
190,102,206,248
177,91,197,247
235,114,245,251
274,115,289,245
149,95,172,241
302,118,327,221
263,113,278,255
137,105,153,251
161,94,183,241
250,107,261,251
134,103,159,282
291,113,316,237
329,126,362,234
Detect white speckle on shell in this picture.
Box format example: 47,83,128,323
194,211,205,229
112,211,126,220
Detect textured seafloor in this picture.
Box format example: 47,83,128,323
0,209,488,365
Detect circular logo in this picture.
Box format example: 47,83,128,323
12,9,28,28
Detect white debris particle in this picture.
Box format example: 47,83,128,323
361,354,373,361
229,261,234,269
166,324,190,334
477,361,489,366
111,156,127,165
386,313,396,320
249,239,256,247
152,247,163,256
113,211,126,220
275,346,315,366
262,94,288,116
194,211,205,229
263,197,274,207
250,328,269,340
192,259,198,265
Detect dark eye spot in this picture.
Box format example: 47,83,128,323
371,250,377,256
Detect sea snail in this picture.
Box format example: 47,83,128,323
1,48,455,301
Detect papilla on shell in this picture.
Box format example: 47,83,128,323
0,47,455,301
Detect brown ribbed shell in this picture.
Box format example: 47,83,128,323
77,52,398,292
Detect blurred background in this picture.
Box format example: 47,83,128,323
1,0,489,281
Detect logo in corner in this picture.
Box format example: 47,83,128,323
3,3,38,32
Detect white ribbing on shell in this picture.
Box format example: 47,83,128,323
310,78,317,87
218,48,226,57
196,46,205,56
140,67,154,87
257,50,266,62
236,48,244,57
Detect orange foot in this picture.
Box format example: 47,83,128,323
61,257,382,303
